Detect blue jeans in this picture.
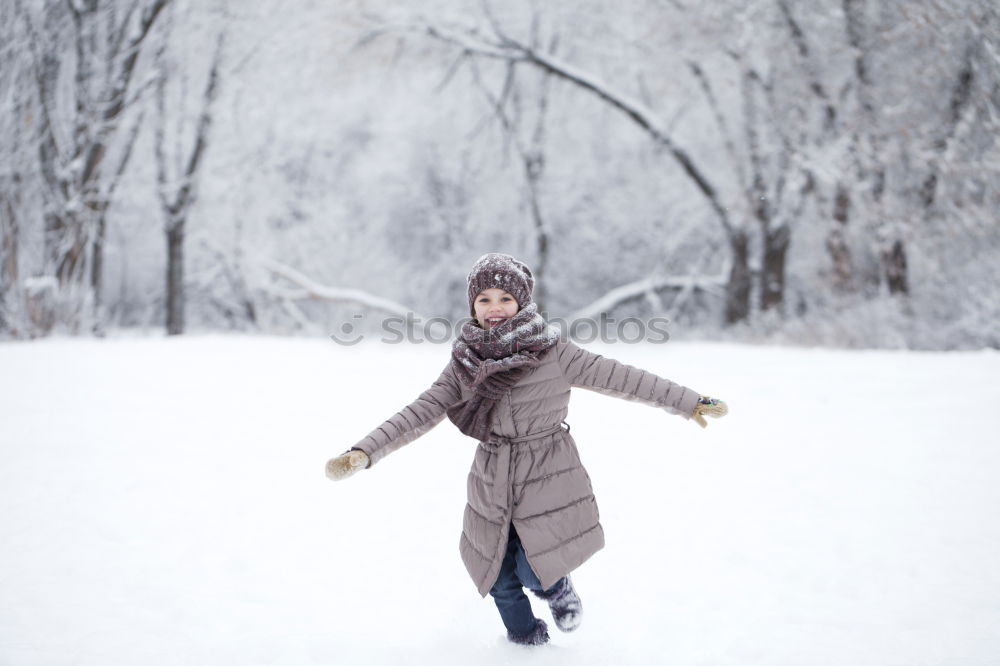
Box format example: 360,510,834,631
489,524,564,636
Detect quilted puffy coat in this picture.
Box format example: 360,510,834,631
351,340,700,597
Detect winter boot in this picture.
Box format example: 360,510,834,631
533,576,582,632
507,618,550,646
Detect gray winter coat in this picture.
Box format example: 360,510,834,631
351,339,700,597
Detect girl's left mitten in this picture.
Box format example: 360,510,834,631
325,449,370,481
692,397,728,428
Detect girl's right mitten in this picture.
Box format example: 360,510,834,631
325,449,370,481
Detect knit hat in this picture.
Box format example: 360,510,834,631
466,253,535,317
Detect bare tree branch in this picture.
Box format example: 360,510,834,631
418,21,736,237
776,0,837,132
260,258,424,320
567,273,726,323
687,59,747,195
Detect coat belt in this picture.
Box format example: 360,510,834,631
482,421,570,513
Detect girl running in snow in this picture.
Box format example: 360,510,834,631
326,253,728,646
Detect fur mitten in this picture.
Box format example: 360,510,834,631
692,396,728,428
325,449,369,481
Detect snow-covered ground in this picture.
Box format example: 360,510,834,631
1,336,998,666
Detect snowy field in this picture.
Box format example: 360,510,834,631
1,336,999,666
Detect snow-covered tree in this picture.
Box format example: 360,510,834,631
10,0,168,334
152,7,224,335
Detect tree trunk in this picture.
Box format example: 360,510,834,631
761,224,790,311
155,31,224,336
920,43,976,209
725,230,751,324
527,174,549,315
90,213,107,335
882,239,908,296
0,193,19,335
826,182,854,291
843,0,910,299
873,166,910,296
166,226,184,335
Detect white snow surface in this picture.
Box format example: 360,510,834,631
1,336,999,666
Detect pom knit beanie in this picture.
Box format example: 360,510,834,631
466,253,535,317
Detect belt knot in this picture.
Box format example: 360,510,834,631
481,421,570,512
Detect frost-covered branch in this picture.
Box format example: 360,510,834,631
687,59,747,194
776,0,836,132
567,274,726,323
260,258,424,320
415,19,735,237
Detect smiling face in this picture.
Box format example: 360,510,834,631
473,288,519,330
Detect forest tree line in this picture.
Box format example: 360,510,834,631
1,0,998,348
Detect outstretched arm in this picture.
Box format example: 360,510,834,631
556,340,725,425
326,362,463,480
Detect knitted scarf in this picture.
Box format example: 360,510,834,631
447,302,559,441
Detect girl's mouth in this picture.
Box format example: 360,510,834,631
486,317,508,326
